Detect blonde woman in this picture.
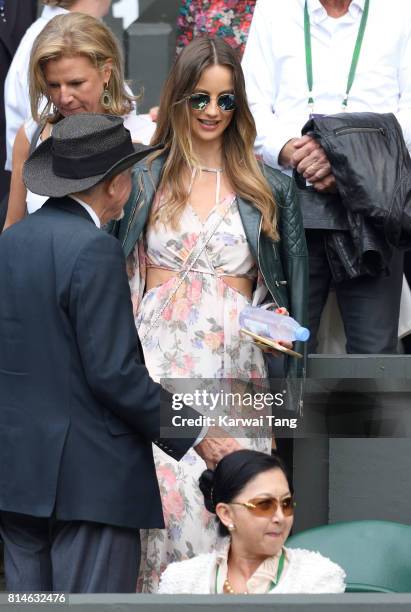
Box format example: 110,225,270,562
4,0,113,173
112,36,308,592
4,11,135,230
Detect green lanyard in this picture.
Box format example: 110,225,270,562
270,549,286,590
304,0,370,112
215,549,286,593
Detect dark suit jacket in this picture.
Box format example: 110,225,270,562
0,1,38,216
0,198,201,529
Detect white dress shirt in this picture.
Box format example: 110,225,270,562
70,195,101,228
242,0,411,170
4,6,68,171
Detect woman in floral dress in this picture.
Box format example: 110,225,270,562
176,0,256,57
113,37,307,592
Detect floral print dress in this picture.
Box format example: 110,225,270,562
131,194,271,592
176,0,256,57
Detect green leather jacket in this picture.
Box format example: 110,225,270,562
110,155,308,405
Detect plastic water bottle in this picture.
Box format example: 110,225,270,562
239,306,310,342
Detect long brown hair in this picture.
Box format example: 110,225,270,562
150,37,278,240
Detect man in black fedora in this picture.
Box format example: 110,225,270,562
0,114,239,593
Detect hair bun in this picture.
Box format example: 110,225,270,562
199,468,216,513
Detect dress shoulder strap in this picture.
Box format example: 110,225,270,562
29,121,47,155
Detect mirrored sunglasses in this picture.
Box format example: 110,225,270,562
187,92,236,112
230,496,295,517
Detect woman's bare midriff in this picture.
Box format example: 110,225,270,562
146,266,254,300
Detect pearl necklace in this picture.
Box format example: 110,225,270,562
223,578,248,595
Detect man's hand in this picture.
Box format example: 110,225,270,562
292,135,333,181
278,138,299,167
281,135,337,193
194,426,242,469
311,173,337,193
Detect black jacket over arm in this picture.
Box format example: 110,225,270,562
0,198,200,529
299,112,411,281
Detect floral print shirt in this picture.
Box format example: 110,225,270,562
176,0,256,57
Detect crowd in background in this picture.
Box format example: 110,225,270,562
2,0,411,354
0,0,411,597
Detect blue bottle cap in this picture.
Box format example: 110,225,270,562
295,327,310,342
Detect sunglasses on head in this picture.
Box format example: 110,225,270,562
230,496,295,517
187,92,236,112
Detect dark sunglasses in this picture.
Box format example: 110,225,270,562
187,92,236,112
230,496,295,517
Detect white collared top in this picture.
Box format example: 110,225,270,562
4,6,68,171
158,542,346,594
214,538,287,594
69,195,101,228
242,0,411,169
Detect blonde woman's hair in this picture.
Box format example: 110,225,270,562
150,37,278,240
29,12,134,123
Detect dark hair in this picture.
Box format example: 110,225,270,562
199,450,292,537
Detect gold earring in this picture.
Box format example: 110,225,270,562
100,83,113,110
227,523,236,532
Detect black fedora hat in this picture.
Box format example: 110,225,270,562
23,113,163,198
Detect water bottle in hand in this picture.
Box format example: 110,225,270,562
239,306,310,343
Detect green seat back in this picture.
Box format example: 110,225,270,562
287,520,411,593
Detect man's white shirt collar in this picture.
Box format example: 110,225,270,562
306,0,364,23
70,196,101,228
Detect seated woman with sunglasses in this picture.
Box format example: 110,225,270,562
111,36,307,592
158,450,346,594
